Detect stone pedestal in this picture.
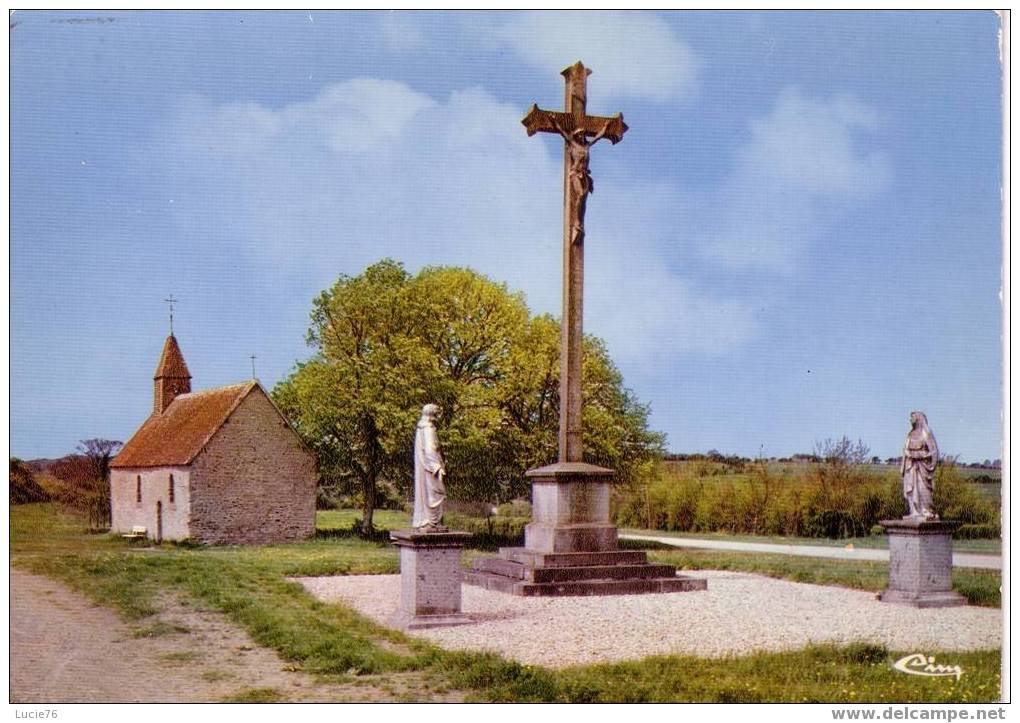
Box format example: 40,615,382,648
525,462,617,553
465,462,707,597
879,518,966,608
389,529,473,629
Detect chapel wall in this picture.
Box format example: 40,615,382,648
189,389,317,544
110,466,191,540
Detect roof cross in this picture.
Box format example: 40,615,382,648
164,295,179,335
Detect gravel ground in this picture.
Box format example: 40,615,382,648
294,571,1002,669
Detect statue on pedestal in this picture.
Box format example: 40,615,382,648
413,404,447,531
901,411,939,520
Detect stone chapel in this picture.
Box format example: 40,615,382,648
109,334,318,544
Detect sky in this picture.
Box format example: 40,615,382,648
10,10,1005,463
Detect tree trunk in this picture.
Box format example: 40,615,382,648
361,474,376,535
358,414,383,537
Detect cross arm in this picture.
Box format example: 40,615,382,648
521,104,628,144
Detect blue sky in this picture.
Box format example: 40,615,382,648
10,10,1004,462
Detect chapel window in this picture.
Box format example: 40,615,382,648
169,474,175,503
136,475,142,504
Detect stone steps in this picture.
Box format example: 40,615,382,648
464,546,708,597
498,547,648,568
528,563,679,583
472,557,526,579
463,569,708,597
472,556,677,583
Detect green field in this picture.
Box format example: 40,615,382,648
317,508,411,531
10,503,1001,702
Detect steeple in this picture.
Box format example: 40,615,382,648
153,334,192,415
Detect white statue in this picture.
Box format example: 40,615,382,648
413,404,447,530
901,411,939,520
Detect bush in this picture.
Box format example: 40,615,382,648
954,523,1001,540
9,458,50,505
495,500,532,518
446,500,496,517
442,512,527,549
31,454,111,529
933,461,998,525
614,453,1001,540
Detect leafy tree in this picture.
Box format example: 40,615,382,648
273,260,422,534
274,259,665,532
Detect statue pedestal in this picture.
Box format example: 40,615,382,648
389,529,473,629
464,462,707,597
879,518,966,608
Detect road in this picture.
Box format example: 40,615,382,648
8,567,411,702
619,533,1002,570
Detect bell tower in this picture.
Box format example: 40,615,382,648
153,334,191,415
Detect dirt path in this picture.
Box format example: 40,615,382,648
10,567,456,703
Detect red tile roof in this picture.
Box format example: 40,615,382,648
154,334,191,379
111,381,257,469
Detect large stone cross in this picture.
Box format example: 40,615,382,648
522,61,628,463
518,62,628,555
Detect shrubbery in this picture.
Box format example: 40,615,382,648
443,512,527,549
615,454,1000,540
16,452,114,531
9,458,50,505
932,461,998,526
955,523,1001,540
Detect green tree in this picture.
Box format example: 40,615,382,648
274,259,665,531
273,260,423,533
407,266,530,503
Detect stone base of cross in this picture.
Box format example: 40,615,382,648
523,461,616,553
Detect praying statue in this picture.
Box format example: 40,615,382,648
413,404,447,531
900,411,940,520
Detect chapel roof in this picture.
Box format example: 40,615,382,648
154,334,191,379
111,380,258,469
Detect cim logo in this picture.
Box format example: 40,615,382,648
892,653,963,681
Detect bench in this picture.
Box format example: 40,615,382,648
122,526,147,539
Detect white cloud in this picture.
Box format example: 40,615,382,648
473,11,700,103
703,87,890,272
155,78,751,367
741,88,888,198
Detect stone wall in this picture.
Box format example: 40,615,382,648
189,387,317,544
110,466,191,540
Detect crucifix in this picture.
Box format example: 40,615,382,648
250,353,257,379
522,61,628,463
164,294,179,335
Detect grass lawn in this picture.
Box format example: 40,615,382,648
640,548,1001,608
10,503,1001,703
316,508,411,531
